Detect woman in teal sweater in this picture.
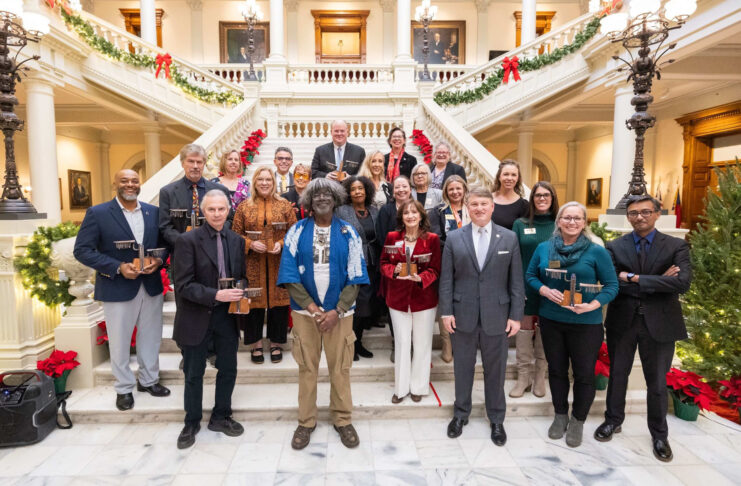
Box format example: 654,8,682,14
510,182,559,400
525,201,618,448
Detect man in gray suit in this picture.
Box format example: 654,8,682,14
439,186,525,446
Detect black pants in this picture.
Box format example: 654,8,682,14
242,306,289,346
353,314,368,344
182,305,239,426
605,312,675,439
539,317,604,421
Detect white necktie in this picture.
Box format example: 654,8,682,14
477,227,489,270
336,146,343,169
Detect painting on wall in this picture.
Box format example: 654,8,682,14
219,22,270,64
68,170,92,210
586,178,603,208
411,21,466,65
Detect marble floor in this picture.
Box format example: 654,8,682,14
0,412,739,486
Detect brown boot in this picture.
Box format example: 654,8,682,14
509,329,534,398
533,329,547,398
438,319,453,363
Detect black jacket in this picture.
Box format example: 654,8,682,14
311,142,366,179
384,152,418,180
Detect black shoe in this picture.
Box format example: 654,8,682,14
116,393,134,411
208,417,244,437
652,438,673,462
356,344,373,359
137,382,171,397
447,417,468,438
594,422,621,442
270,346,283,364
177,423,200,449
251,347,264,364
491,423,507,446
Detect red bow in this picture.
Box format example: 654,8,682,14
502,56,521,84
155,53,172,79
45,0,72,15
601,0,623,16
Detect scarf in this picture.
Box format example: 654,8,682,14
548,234,592,268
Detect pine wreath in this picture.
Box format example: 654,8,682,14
14,222,80,308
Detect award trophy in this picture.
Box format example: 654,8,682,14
245,222,288,251
334,160,346,182
218,278,262,314
169,208,204,232
544,268,604,307
113,241,166,271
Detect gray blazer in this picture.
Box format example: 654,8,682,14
438,223,525,336
335,204,379,267
412,187,444,211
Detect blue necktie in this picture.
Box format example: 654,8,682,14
477,227,488,270
336,146,343,170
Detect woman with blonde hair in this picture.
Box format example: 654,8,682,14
492,159,528,230
359,150,391,209
211,149,250,208
233,167,297,364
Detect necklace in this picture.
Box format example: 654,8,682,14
354,207,367,217
404,234,418,242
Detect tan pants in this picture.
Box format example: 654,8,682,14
291,311,355,428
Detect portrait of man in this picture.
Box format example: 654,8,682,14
69,170,92,210
219,21,270,64
587,178,603,208
411,21,466,65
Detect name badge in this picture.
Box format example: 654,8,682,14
548,260,561,269
445,214,455,220
524,228,536,235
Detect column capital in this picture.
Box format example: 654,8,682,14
186,0,203,11
141,122,162,134
285,0,300,12
516,121,537,134
379,0,395,13
475,0,491,13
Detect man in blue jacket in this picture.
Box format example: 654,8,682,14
74,169,171,411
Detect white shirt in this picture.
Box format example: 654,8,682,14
274,169,291,193
116,197,144,244
471,220,492,258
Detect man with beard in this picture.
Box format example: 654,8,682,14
277,178,369,450
74,169,171,411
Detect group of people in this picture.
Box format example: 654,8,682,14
73,120,691,462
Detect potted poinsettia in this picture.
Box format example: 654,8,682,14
666,367,714,421
37,349,80,394
594,342,610,390
718,376,741,421
97,321,137,351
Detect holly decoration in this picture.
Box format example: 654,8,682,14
14,222,80,308
411,129,433,165
240,129,267,167
434,16,603,107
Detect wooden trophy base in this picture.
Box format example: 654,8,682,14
333,171,346,182
229,298,251,314
133,257,156,271
399,262,418,277
560,290,583,307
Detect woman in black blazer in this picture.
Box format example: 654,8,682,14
385,127,418,181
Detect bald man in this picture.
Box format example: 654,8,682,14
74,170,171,411
310,120,366,180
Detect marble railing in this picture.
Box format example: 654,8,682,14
415,65,478,86
286,64,394,85
277,119,408,139
201,64,267,84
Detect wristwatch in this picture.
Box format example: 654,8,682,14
627,272,635,282
334,308,346,319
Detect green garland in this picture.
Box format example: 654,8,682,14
434,16,603,107
590,221,621,243
61,11,244,106
14,223,80,308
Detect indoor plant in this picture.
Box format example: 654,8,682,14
665,367,714,421
37,349,81,394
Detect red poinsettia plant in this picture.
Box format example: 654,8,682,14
37,350,80,378
161,256,172,294
96,321,137,348
240,129,266,167
666,367,715,411
411,129,433,165
719,376,741,411
595,342,610,377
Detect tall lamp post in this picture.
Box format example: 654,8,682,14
241,0,262,82
601,0,696,210
0,1,50,215
415,0,437,82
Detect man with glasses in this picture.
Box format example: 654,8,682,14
274,147,295,195
594,195,692,462
430,142,466,190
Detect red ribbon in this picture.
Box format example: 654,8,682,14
502,56,521,84
601,0,623,17
155,53,172,79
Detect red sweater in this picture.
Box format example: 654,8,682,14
380,231,441,312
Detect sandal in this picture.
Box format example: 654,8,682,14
270,346,283,364
251,347,264,364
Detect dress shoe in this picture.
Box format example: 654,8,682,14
137,382,171,397
334,424,360,448
410,394,422,402
490,423,507,446
116,393,134,411
391,394,405,404
447,417,468,438
356,343,373,359
291,424,316,450
594,422,621,442
652,438,673,462
177,423,200,449
208,416,244,437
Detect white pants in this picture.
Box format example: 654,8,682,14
102,284,164,394
390,306,437,397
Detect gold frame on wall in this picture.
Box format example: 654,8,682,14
68,170,92,211
411,20,466,65
219,21,270,64
586,177,603,208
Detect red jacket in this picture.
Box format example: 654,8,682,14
380,230,441,312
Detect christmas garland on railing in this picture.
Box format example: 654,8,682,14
60,11,244,106
14,222,80,308
434,16,603,107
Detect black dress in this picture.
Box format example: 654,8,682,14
492,197,529,230
283,187,309,220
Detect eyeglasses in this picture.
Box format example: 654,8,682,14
560,216,584,223
294,174,310,181
627,210,655,218
275,157,293,162
533,193,552,199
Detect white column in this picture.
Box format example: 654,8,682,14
566,140,578,201
285,0,299,62
187,0,204,63
521,0,537,45
143,124,162,181
98,141,112,200
609,86,635,208
140,0,157,45
380,0,395,63
269,0,285,60
476,0,490,64
25,76,61,224
517,123,535,188
396,0,411,60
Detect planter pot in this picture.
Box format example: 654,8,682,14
53,369,71,395
670,392,700,421
594,374,609,390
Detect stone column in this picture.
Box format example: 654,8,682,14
380,0,395,63
475,0,490,64
521,0,537,45
396,0,411,61
140,0,157,45
269,0,285,60
25,76,61,224
517,123,535,188
187,0,204,63
285,0,299,63
566,139,578,201
143,123,162,181
608,86,635,208
98,141,112,200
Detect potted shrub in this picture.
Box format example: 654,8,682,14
594,342,610,390
719,376,741,421
665,367,714,421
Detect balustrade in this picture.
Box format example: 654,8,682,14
277,120,406,139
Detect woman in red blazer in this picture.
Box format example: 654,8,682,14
380,200,441,403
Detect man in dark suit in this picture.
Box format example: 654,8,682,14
173,190,247,449
230,46,250,63
158,144,231,251
74,169,170,411
311,120,366,180
439,186,525,446
72,177,90,207
430,142,467,190
595,195,691,462
431,32,444,64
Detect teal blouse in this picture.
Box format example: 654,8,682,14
512,215,556,315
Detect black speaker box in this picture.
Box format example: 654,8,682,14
0,370,57,447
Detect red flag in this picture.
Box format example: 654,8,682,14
674,190,682,228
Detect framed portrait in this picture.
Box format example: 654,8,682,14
68,170,92,210
411,21,465,65
586,178,603,208
219,21,270,64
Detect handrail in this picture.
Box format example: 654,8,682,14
201,63,266,84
